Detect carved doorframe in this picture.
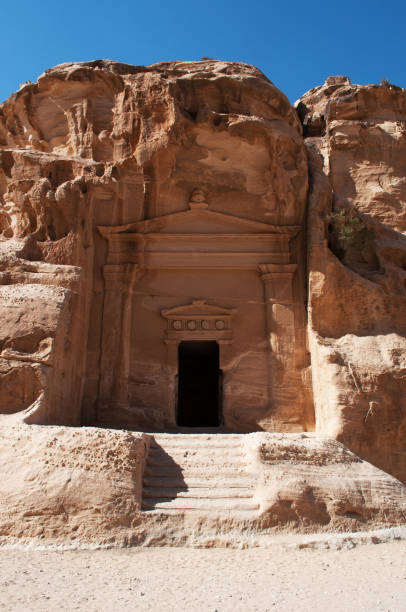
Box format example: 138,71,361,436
161,300,236,425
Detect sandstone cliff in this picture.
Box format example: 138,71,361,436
297,76,406,482
0,62,405,545
0,59,309,430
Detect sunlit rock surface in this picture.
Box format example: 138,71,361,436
298,76,406,483
0,63,405,545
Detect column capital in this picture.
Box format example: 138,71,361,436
258,263,297,305
103,263,142,285
257,263,297,280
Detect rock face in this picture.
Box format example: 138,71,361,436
0,60,311,432
0,61,406,544
248,433,406,531
0,240,83,424
0,426,404,547
0,425,148,544
297,77,406,483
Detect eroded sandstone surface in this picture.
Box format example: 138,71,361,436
297,76,406,483
0,61,405,544
0,426,404,547
0,425,148,544
0,59,310,432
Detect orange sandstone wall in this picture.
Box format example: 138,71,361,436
0,62,406,483
0,60,310,431
298,77,406,482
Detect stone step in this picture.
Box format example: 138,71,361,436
148,445,243,454
142,508,259,518
141,433,257,516
143,475,254,488
145,456,247,469
148,446,244,458
150,436,244,449
142,497,260,511
151,433,245,440
150,438,242,450
143,465,250,478
142,486,254,499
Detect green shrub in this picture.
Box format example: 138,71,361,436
329,209,374,251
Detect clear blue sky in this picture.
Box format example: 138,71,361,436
1,0,405,104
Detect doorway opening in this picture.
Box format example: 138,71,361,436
177,341,221,427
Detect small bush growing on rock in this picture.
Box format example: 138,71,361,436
329,209,374,250
328,208,378,272
380,77,401,90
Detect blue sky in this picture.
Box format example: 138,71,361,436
1,0,405,104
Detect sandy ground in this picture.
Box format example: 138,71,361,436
0,541,405,611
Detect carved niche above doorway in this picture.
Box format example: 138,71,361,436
161,300,236,344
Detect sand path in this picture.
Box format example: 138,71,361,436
0,541,405,611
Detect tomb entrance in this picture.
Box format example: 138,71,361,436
177,340,220,427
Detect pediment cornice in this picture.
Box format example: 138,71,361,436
162,300,236,319
98,207,301,239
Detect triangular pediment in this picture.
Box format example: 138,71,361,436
162,300,236,318
132,208,297,235
97,208,301,242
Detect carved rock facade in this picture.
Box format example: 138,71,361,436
0,61,405,493
0,60,311,434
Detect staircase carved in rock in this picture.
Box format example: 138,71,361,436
141,434,259,517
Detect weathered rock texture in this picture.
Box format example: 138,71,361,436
0,427,404,547
247,433,406,531
0,425,148,544
0,62,406,544
297,76,406,483
0,60,310,432
0,240,83,424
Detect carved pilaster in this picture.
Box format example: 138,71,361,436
258,263,297,385
98,263,141,413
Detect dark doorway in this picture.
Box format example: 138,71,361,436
177,341,221,427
